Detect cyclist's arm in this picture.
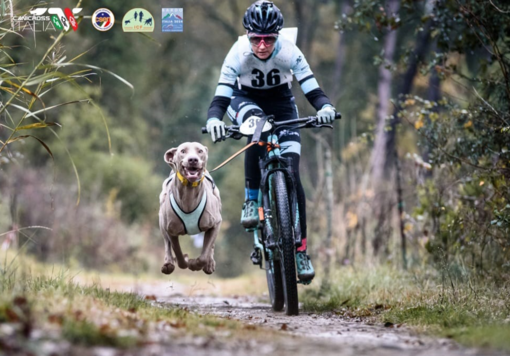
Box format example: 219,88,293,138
291,46,332,111
207,41,241,120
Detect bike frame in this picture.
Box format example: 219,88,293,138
250,133,301,267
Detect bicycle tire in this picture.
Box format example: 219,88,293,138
265,257,284,311
271,171,299,315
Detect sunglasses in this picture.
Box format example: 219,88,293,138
248,34,278,47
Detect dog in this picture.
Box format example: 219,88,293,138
159,142,221,275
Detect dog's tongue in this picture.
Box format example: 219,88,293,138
185,168,201,181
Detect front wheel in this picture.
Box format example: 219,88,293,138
265,257,284,311
271,171,299,315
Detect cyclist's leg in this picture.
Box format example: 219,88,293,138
264,97,314,281
227,96,266,227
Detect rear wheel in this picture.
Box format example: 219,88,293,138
270,171,299,315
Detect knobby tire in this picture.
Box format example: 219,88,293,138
271,171,299,315
265,258,284,311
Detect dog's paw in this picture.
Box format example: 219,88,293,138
161,262,175,275
188,257,206,271
203,258,216,275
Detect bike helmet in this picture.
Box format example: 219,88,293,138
242,1,284,34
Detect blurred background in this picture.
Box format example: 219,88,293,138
0,0,508,281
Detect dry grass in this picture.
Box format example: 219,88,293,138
301,265,510,351
0,250,274,353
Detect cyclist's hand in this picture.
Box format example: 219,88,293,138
317,104,336,124
206,118,226,142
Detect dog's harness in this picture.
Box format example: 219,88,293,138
166,171,215,235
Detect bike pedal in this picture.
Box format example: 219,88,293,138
250,249,262,266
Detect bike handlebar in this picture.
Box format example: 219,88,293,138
201,112,342,135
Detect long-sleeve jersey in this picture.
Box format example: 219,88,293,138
207,35,332,120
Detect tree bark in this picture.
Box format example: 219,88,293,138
384,18,434,174
324,145,334,277
369,0,400,182
293,0,321,58
331,0,350,103
370,0,401,256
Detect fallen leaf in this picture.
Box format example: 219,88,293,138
48,314,64,325
280,323,288,331
244,325,256,330
13,296,28,306
170,321,186,328
145,295,157,301
74,310,83,320
5,308,19,322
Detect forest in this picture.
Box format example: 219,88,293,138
0,0,509,354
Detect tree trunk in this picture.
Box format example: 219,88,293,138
324,145,334,277
369,0,400,183
370,0,401,256
423,40,441,178
331,0,350,103
385,12,434,174
293,0,321,58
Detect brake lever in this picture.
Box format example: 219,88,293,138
309,122,333,129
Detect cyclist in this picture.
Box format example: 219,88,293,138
205,0,337,282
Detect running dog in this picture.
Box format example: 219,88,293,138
159,142,221,275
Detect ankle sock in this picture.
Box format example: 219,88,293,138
297,237,307,252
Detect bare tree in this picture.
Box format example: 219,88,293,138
369,0,401,256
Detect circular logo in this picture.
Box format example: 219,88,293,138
122,8,154,32
92,8,115,31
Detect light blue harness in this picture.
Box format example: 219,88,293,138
167,172,215,236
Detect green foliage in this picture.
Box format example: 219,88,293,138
340,0,510,275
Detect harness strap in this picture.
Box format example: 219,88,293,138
169,191,207,236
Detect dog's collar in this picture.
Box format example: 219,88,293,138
176,170,205,187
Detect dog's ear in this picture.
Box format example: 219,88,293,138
164,148,178,167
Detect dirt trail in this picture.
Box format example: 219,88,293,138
121,281,507,356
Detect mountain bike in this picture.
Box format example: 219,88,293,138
202,112,341,315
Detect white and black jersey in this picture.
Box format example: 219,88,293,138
207,35,331,120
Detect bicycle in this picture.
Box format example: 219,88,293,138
202,112,341,315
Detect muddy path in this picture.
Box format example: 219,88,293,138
123,281,507,356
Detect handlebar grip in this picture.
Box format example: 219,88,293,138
335,112,342,120
201,127,207,134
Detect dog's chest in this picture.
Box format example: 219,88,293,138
168,191,207,236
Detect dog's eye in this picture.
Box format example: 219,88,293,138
198,149,203,154
181,149,185,153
